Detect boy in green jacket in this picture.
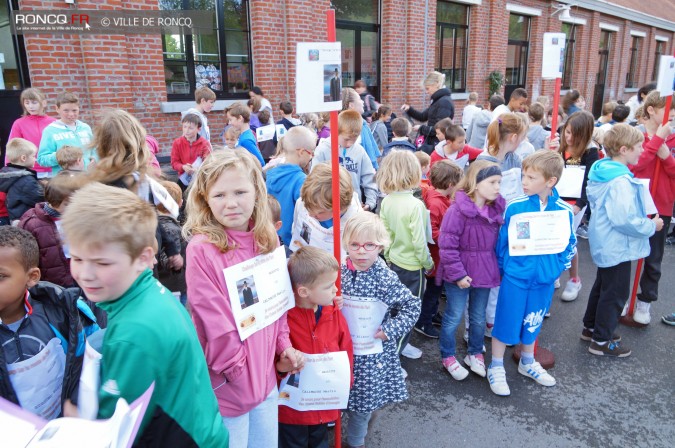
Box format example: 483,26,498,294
61,182,228,447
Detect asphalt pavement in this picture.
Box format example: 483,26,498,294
356,238,675,448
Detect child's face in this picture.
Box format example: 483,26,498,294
225,132,238,148
302,270,338,307
647,106,673,125
0,247,40,323
338,133,358,149
446,136,466,154
207,168,256,232
57,102,79,126
200,98,215,113
435,129,445,143
624,142,644,165
182,122,200,141
308,207,333,222
521,168,554,197
20,148,37,168
564,126,574,147
475,175,502,202
228,113,244,130
349,97,365,115
24,99,45,115
70,241,150,303
71,158,85,171
510,97,528,112
421,164,430,177
347,236,381,271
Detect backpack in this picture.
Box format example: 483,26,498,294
364,94,381,123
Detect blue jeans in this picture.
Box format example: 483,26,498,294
346,411,372,447
440,283,490,358
222,387,278,448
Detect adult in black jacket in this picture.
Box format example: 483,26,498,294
401,71,455,154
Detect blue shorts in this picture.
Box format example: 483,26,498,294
492,276,554,345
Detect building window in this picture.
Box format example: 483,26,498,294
625,36,641,89
333,0,381,99
160,0,251,100
435,1,469,92
505,13,530,100
561,23,576,90
653,40,665,80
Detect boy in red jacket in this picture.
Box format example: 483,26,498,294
171,113,212,190
279,246,353,448
431,121,483,170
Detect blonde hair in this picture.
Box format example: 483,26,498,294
341,88,361,112
338,109,363,137
468,92,478,102
228,102,251,122
377,150,422,194
317,112,331,130
342,213,390,252
268,195,282,222
301,164,353,213
55,145,84,170
486,112,526,156
414,151,431,169
301,113,319,132
282,126,317,153
224,126,241,142
55,92,79,107
455,160,501,203
195,86,216,103
521,150,564,183
603,123,645,158
61,182,157,259
183,150,277,254
20,88,47,116
89,109,149,190
45,171,89,208
157,181,183,214
288,246,339,288
6,138,37,163
642,90,675,120
423,71,446,89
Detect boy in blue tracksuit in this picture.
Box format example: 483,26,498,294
488,151,576,397
582,124,661,357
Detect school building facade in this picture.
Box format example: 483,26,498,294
1,0,674,155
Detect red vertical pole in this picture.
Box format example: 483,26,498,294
549,77,562,141
326,9,343,448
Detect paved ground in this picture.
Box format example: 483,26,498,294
343,238,675,448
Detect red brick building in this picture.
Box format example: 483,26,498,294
1,0,674,155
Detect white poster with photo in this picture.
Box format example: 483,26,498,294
276,125,288,140
542,32,566,79
295,42,342,113
508,210,571,256
223,246,295,342
557,165,585,199
500,168,524,202
636,178,658,215
341,296,388,355
278,352,350,411
256,124,276,142
655,55,675,97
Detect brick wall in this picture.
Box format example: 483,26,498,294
17,0,675,156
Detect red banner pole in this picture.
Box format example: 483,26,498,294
326,9,343,448
549,77,562,141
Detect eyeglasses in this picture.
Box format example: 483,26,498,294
348,242,379,252
299,148,314,158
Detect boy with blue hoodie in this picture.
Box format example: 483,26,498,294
38,92,94,176
488,151,576,397
266,126,317,247
582,124,662,357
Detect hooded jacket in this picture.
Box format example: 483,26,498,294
630,132,675,216
407,88,455,148
437,190,504,288
170,135,211,176
9,114,56,175
38,120,94,175
497,189,577,288
18,203,74,287
0,164,45,221
466,109,492,148
430,143,483,169
422,186,451,277
587,158,656,267
278,305,353,426
266,163,307,246
382,139,416,158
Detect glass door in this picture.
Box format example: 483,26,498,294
592,31,612,117
505,14,530,101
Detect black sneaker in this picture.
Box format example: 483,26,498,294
580,328,621,342
588,340,631,357
431,312,443,327
666,236,675,246
414,323,440,339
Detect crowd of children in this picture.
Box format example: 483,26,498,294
0,76,673,448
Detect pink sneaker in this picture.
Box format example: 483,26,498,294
442,356,469,380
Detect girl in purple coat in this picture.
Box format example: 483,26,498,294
437,160,505,381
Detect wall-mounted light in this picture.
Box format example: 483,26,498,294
551,3,575,21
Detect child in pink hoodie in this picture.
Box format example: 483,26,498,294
9,88,56,176
184,150,304,447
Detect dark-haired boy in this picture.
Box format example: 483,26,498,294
382,117,416,158
181,86,216,141
227,102,266,166
171,113,212,189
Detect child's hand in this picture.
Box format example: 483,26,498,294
653,214,664,231
183,164,194,174
657,143,670,160
374,326,388,341
573,205,582,215
279,347,305,374
168,254,184,271
361,203,371,211
333,295,344,310
456,276,472,289
401,104,410,112
62,399,79,418
544,134,560,152
655,123,672,140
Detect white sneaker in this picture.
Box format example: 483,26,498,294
401,343,423,359
401,367,408,380
561,279,582,302
443,356,469,380
633,300,651,325
487,365,510,396
518,361,556,387
621,301,629,317
554,278,561,289
464,354,487,377
463,329,469,342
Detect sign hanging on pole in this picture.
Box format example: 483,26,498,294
655,55,675,97
542,32,566,80
295,42,343,113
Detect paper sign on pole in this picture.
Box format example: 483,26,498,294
278,352,350,411
295,42,342,113
223,246,295,342
542,33,566,79
655,55,675,97
508,210,571,256
635,178,658,215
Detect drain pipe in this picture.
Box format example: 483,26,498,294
423,0,429,105
282,0,290,100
